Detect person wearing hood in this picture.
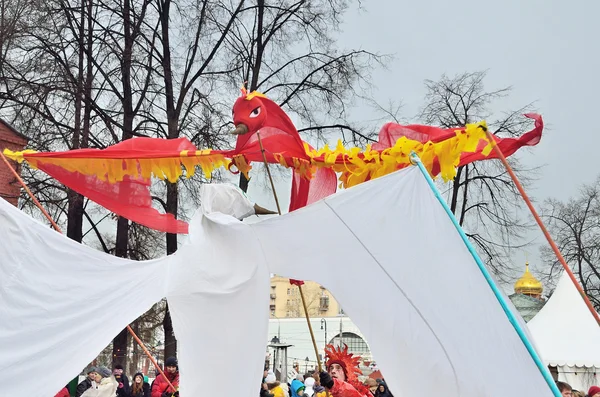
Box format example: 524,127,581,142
265,371,287,397
113,364,130,397
374,382,393,397
81,366,119,397
77,367,99,397
291,379,306,397
151,356,180,397
130,372,150,397
304,377,316,397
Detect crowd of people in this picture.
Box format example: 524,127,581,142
261,344,394,397
558,381,600,397
54,357,179,397
57,348,600,397
53,343,388,397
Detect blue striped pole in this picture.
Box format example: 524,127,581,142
409,152,561,397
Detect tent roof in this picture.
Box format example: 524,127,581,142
527,273,600,367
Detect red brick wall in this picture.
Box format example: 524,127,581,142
0,124,28,207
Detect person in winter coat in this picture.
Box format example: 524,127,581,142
130,372,150,397
374,382,393,397
291,379,306,397
81,366,119,397
54,385,70,397
77,367,99,397
151,356,180,397
304,377,316,397
589,386,600,397
265,371,287,397
114,364,130,397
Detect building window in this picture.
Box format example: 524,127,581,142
319,295,330,311
271,310,275,316
287,288,291,295
331,332,370,356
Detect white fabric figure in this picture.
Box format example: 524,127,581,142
0,167,556,397
199,182,256,220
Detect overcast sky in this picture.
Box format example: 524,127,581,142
235,0,600,292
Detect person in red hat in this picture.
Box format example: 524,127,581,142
588,385,600,397
318,344,373,397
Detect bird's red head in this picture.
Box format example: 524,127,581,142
231,87,268,135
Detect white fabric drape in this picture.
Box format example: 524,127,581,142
0,167,554,397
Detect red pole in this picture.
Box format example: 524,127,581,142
483,128,600,325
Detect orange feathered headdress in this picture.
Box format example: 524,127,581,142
324,344,363,383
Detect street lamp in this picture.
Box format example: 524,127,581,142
320,318,327,346
305,356,309,373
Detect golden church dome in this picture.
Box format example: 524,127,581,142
514,263,543,296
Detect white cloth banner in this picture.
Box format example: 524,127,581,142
0,167,554,397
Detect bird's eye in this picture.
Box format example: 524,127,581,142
249,106,261,118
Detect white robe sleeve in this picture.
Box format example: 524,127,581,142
250,167,555,397
165,212,270,397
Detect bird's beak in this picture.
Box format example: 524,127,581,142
254,203,278,215
231,123,249,135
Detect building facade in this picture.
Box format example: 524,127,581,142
0,119,28,206
269,275,342,318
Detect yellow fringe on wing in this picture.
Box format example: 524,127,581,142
305,122,490,188
3,149,230,183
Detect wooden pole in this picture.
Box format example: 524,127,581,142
0,150,177,392
256,131,282,215
298,284,324,372
482,127,600,325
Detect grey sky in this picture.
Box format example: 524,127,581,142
235,0,600,291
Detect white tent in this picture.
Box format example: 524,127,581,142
528,273,600,391
0,166,557,397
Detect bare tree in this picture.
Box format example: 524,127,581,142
540,178,600,309
418,71,538,280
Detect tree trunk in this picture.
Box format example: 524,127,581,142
112,327,129,368
66,0,87,242
449,165,464,215
163,179,178,357
238,0,264,194
162,302,177,359
66,192,84,241
159,0,179,355
129,319,140,375
112,0,135,367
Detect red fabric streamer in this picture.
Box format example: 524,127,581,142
39,163,188,234
34,138,195,234
289,279,305,286
373,114,543,176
